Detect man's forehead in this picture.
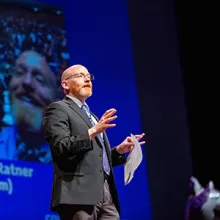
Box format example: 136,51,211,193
14,51,56,87
16,52,47,69
70,65,89,73
61,64,89,81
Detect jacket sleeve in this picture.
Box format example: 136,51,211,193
43,102,93,161
111,147,126,167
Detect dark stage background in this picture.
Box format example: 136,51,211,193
127,0,218,219
174,0,219,203
127,0,192,219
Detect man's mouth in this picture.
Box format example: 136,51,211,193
83,85,91,88
17,94,40,107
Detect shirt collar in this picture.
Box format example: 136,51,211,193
66,95,88,109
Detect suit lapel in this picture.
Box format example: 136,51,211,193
103,132,110,149
63,96,92,128
63,97,111,163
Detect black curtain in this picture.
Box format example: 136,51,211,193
127,0,218,219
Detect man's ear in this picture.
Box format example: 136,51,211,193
61,81,69,91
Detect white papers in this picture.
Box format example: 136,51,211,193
124,134,143,185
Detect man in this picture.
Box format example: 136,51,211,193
43,64,145,219
0,50,57,163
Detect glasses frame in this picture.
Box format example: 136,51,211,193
64,73,95,81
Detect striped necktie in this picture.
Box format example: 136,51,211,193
81,104,110,175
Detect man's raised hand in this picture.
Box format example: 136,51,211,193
88,108,117,140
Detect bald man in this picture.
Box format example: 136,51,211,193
43,64,145,220
0,50,56,162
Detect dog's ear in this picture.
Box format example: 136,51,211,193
207,181,214,190
189,176,203,195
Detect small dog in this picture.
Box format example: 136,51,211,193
185,176,220,220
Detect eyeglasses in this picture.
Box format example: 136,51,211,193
65,73,95,81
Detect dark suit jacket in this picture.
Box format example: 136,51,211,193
43,96,126,214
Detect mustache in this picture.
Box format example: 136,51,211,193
14,89,48,107
83,84,92,88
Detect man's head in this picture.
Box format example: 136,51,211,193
9,50,57,133
61,64,93,103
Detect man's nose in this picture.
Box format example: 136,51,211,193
84,75,90,81
22,72,35,88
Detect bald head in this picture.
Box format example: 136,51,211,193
61,64,88,82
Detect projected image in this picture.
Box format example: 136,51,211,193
0,3,69,163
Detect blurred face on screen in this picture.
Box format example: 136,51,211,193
9,51,56,133
61,65,93,102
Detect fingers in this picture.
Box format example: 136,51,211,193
124,144,134,152
135,133,145,140
102,116,117,129
105,123,116,128
104,115,117,124
103,108,116,116
122,141,145,153
102,108,117,119
126,133,145,142
125,138,145,148
99,109,117,128
95,110,117,134
125,142,135,147
135,133,145,137
126,140,145,146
